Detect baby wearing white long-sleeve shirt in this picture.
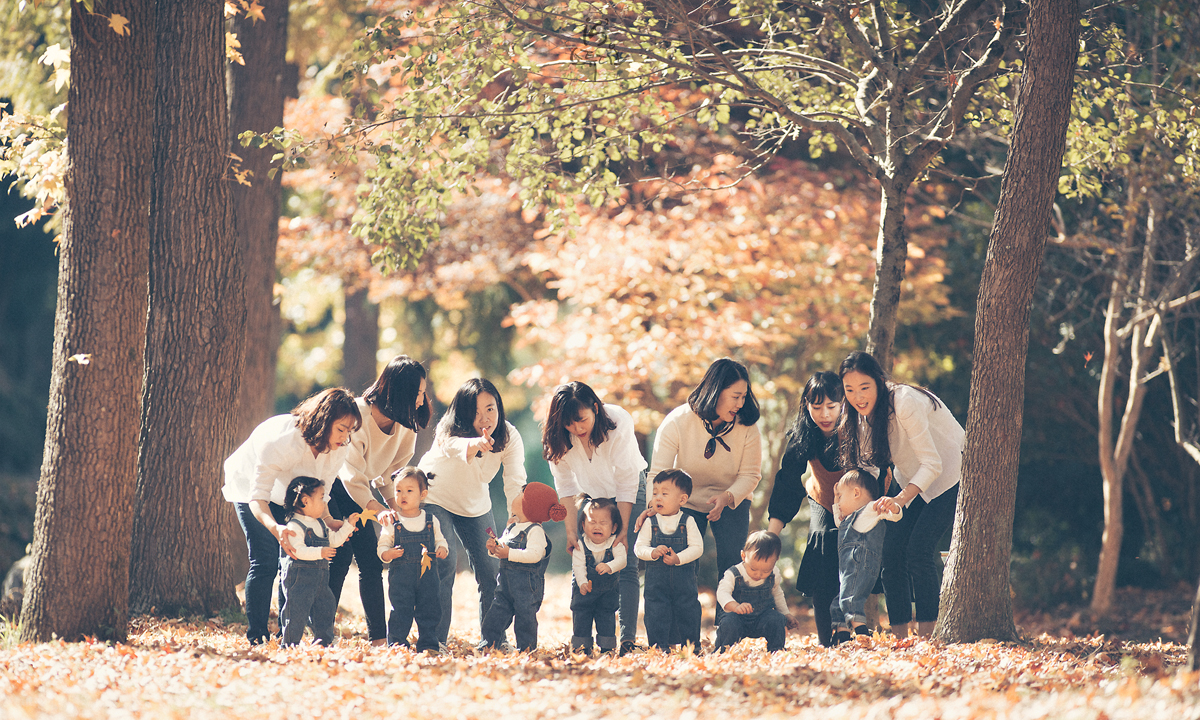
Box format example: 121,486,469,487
570,498,628,653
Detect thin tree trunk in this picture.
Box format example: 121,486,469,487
129,0,246,616
865,183,909,372
1093,283,1127,614
342,282,379,394
1189,574,1200,670
935,0,1080,643
19,2,154,642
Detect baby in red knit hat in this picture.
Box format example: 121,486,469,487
479,482,566,651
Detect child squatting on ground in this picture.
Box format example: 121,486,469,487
635,469,704,649
480,482,568,651
714,531,797,652
280,476,360,646
570,496,627,654
831,469,902,645
377,466,449,651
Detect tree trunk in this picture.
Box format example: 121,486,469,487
935,0,1080,643
19,3,154,642
342,282,379,394
226,0,293,585
129,0,246,616
1188,574,1200,671
865,182,909,372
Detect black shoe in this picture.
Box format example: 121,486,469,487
831,629,852,646
619,640,642,656
853,625,872,636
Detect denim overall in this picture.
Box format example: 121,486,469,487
386,511,443,651
831,505,888,631
280,518,338,646
715,569,788,651
570,543,620,652
643,515,701,649
480,523,551,651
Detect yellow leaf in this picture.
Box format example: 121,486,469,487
224,1,239,17
68,354,92,365
108,13,130,36
226,32,245,66
357,507,379,525
246,0,266,23
419,544,432,578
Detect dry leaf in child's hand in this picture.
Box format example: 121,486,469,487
357,507,379,526
420,544,432,577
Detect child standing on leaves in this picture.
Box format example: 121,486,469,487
279,476,360,646
570,496,627,654
635,469,704,649
377,466,448,651
479,482,567,651
715,531,796,652
830,469,902,645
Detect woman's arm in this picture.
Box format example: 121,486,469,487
725,422,763,506
499,424,528,514
893,389,944,499
766,442,809,531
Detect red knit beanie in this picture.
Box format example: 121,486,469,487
521,482,567,523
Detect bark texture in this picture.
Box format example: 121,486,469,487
342,283,380,394
865,184,908,372
935,0,1080,643
129,0,246,616
19,3,154,642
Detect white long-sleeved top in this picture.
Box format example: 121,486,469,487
571,536,628,584
419,421,526,517
286,514,357,561
860,384,965,504
493,521,548,564
376,509,449,559
549,404,647,504
338,398,419,510
648,405,762,513
223,414,350,506
633,511,703,565
834,501,904,530
715,564,790,614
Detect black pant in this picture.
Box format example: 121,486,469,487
327,479,387,641
881,483,958,625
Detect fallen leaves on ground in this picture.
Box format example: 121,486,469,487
2,575,1198,720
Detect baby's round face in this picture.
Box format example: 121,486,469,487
741,552,776,582
834,481,870,517
581,508,614,543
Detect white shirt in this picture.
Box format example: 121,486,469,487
571,536,628,585
286,514,357,561
634,511,703,565
648,405,762,513
716,565,789,614
862,385,965,503
549,404,646,504
222,414,350,505
338,398,419,509
834,502,904,530
419,421,527,517
494,521,548,564
376,509,449,559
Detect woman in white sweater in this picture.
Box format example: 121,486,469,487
645,358,763,595
837,351,965,638
418,378,526,646
329,355,432,645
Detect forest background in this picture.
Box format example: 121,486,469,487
1,0,1199,641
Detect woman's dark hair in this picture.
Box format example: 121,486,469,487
578,495,623,537
436,378,509,452
284,476,324,516
784,372,844,462
743,530,782,562
293,387,362,454
687,357,760,426
391,465,434,493
836,351,940,470
362,355,431,431
542,381,618,463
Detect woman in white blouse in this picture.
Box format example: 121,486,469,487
542,381,647,654
838,351,964,638
418,378,526,646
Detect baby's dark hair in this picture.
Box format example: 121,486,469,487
838,469,881,500
652,468,692,496
744,530,782,562
578,495,623,537
284,476,324,515
392,465,434,493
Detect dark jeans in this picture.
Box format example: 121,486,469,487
715,608,788,651
327,479,387,642
480,566,545,651
643,562,700,649
387,557,442,650
234,501,288,643
881,483,959,625
570,578,619,651
831,508,887,629
617,481,646,645
682,498,751,624
797,502,840,647
280,558,336,646
425,503,498,645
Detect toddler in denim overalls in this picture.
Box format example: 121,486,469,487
635,469,703,649
377,466,448,651
570,496,627,654
830,469,902,646
279,476,359,646
715,531,796,652
480,482,567,651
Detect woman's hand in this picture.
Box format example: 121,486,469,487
633,507,656,532
467,426,494,457
707,490,736,522
325,517,345,532
276,525,300,559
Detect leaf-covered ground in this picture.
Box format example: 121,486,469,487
3,574,1198,720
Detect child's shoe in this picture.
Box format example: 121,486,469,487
853,625,872,636
830,628,852,646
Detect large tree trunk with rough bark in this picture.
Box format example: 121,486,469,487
19,3,154,642
128,0,246,616
226,0,293,585
865,183,910,372
342,283,380,393
935,0,1079,643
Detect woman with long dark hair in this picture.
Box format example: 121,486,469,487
838,351,964,638
328,355,432,645
542,381,647,654
766,371,845,647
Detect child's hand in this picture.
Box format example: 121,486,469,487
345,513,361,528
661,548,679,566
651,545,668,560
579,580,592,595
733,602,754,615
383,547,403,561
595,562,612,575
320,547,337,560
435,546,449,559
784,613,800,630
